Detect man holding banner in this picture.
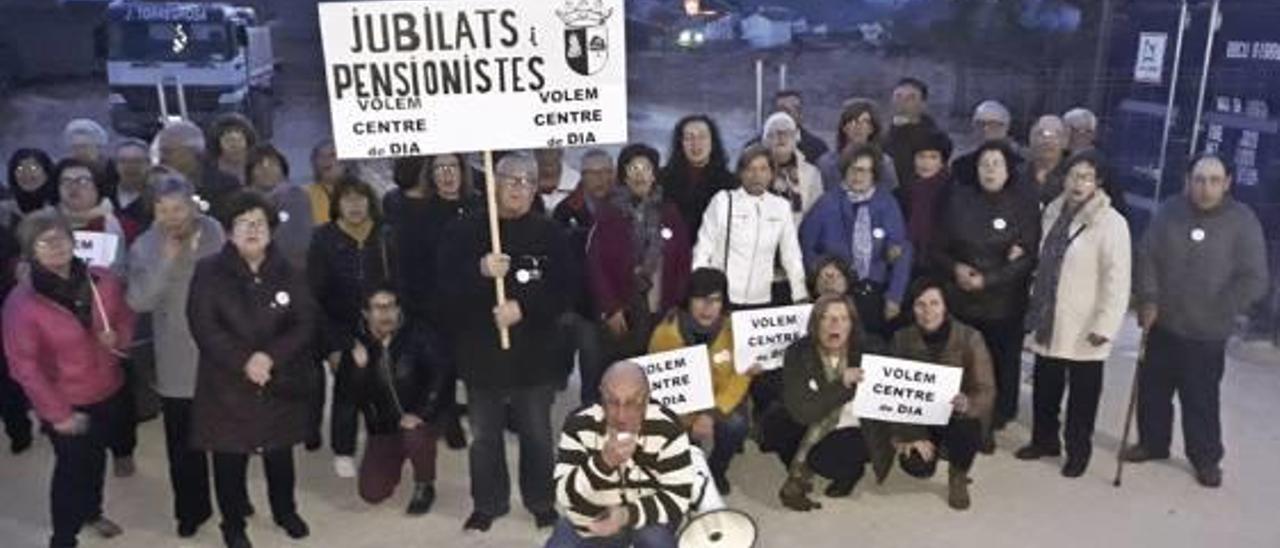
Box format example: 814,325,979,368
436,153,573,532
648,268,753,495
884,278,994,510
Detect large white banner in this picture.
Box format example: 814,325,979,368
632,346,715,416
318,0,628,159
852,354,964,425
730,304,812,373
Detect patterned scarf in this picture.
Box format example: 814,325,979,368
1025,199,1086,345
788,349,849,480
609,186,666,283
846,187,876,279
31,259,94,329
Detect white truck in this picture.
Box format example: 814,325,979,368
105,1,275,137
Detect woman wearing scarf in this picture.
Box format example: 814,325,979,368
3,210,135,548
888,277,995,510
659,115,738,238
1016,151,1130,478
648,268,754,495
51,158,132,272
6,148,58,228
586,144,692,362
773,294,890,511
800,144,913,336
307,176,399,479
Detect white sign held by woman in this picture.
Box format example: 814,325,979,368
852,354,963,425
631,345,714,415
72,231,119,269
318,0,628,159
730,304,812,373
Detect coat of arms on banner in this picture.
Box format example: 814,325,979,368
557,0,613,76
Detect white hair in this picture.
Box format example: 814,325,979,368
63,118,109,147
761,111,798,145
154,120,207,152
1031,115,1068,142
1063,108,1098,132
973,100,1011,124
495,152,539,182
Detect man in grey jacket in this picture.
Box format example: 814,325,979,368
126,175,226,537
1125,154,1270,488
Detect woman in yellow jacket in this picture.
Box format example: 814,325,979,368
648,268,755,495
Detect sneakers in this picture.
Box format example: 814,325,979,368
1195,465,1223,488
333,456,357,478
533,509,559,529
463,512,497,532
113,456,136,478
1120,445,1168,463
1014,444,1061,460
274,513,310,539
87,517,123,539
406,483,435,516
948,468,972,510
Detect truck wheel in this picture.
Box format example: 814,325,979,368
250,89,274,139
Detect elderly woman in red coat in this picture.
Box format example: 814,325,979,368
586,143,692,362
3,210,135,548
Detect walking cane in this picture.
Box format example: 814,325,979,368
1113,330,1149,487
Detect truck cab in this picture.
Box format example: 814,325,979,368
105,1,274,138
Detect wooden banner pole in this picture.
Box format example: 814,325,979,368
482,150,511,350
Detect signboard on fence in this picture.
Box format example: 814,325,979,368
1134,32,1168,84
632,345,714,415
317,0,628,159
851,354,963,425
72,231,119,269
731,304,812,373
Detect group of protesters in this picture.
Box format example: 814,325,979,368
0,75,1269,548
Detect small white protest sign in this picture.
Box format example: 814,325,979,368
731,303,812,373
72,231,119,269
852,354,963,425
632,345,714,415
318,0,628,159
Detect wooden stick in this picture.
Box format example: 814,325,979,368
482,150,511,350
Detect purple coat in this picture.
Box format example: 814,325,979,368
586,201,692,319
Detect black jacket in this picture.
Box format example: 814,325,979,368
937,181,1041,321
436,212,573,388
551,189,598,318
339,322,449,435
307,222,399,354
660,163,737,239
885,114,941,186
384,192,478,326
189,244,317,453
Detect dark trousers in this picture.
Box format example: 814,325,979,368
47,389,123,548
109,360,138,459
308,360,326,446
807,427,871,484
705,406,750,479
748,369,785,433
1031,355,1104,461
0,357,31,444
358,424,439,504
546,518,677,548
467,383,556,517
212,448,296,531
900,417,984,477
1138,327,1227,469
968,317,1025,424
565,313,606,406
330,397,360,457
160,398,212,526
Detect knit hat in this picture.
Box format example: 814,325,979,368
911,130,954,163
687,268,728,301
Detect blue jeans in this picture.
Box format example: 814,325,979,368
467,383,556,517
544,518,678,548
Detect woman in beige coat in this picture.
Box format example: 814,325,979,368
1015,151,1130,478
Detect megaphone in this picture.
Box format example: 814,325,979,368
679,509,758,548
680,446,758,547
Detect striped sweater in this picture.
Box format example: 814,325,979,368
554,402,695,535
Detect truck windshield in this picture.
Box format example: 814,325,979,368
108,22,234,62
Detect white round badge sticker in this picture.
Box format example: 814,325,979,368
516,269,531,284
1190,228,1206,242
872,228,886,239
279,211,290,224
275,291,291,306
661,227,673,240
993,218,1008,231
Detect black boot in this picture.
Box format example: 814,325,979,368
406,483,435,515
274,513,310,539
444,412,467,450
221,525,252,548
